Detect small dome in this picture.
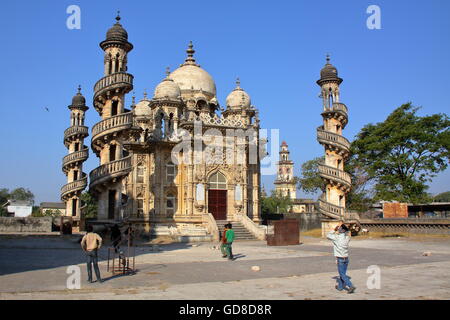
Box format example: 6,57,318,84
226,79,251,109
154,77,181,100
100,14,133,52
70,86,87,108
320,63,338,80
168,42,217,99
133,100,151,116
106,15,128,42
72,93,86,106
318,55,342,84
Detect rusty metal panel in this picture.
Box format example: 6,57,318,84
267,219,299,246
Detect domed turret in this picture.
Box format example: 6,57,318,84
154,68,181,100
226,78,251,110
317,54,342,85
100,13,133,52
69,86,88,111
168,41,216,100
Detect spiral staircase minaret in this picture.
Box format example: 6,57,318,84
316,55,353,224
89,13,136,221
61,86,89,218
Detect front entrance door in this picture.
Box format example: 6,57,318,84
208,189,227,220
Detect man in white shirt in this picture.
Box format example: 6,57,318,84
327,222,355,294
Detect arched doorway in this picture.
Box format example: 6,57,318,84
208,172,227,220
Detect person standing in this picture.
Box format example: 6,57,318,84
220,225,229,258
81,225,103,283
326,222,355,293
110,224,122,254
225,223,235,260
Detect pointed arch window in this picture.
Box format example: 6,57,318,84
208,172,227,190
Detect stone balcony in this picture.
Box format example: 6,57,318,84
61,175,88,200
317,127,350,154
318,198,344,220
91,112,134,144
93,72,133,103
321,102,348,127
318,164,352,190
63,126,89,146
62,148,89,174
89,156,132,190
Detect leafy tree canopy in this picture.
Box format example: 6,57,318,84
81,191,98,218
296,156,324,195
350,103,449,204
261,190,293,215
434,191,450,202
0,187,35,216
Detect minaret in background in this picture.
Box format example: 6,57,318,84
61,86,89,218
274,141,297,200
316,55,352,235
89,13,135,220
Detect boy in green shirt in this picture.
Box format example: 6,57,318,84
225,223,235,260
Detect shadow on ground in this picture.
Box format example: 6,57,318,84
0,235,195,276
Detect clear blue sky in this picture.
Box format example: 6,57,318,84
0,0,449,205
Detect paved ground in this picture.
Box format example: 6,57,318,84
1,234,450,299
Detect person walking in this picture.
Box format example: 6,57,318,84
326,222,356,293
225,223,235,260
81,225,103,283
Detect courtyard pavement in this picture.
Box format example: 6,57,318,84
1,234,450,299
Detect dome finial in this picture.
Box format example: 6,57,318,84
236,77,241,89
116,11,121,23
143,89,147,100
132,91,136,105
165,66,171,77
326,53,330,64
77,85,82,94
183,40,198,66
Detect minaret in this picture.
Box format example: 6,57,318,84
89,13,135,221
274,141,297,200
62,86,89,218
316,55,352,234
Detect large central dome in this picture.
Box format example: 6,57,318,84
168,42,217,100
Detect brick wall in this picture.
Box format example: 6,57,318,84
383,202,408,218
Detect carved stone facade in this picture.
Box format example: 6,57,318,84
82,15,263,233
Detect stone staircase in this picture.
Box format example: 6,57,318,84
216,220,258,241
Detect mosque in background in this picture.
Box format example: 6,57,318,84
272,141,315,214
61,14,265,238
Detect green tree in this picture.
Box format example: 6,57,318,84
0,188,9,216
296,156,325,195
81,191,98,218
351,103,449,204
31,206,43,217
261,190,293,215
434,191,450,202
9,187,35,204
